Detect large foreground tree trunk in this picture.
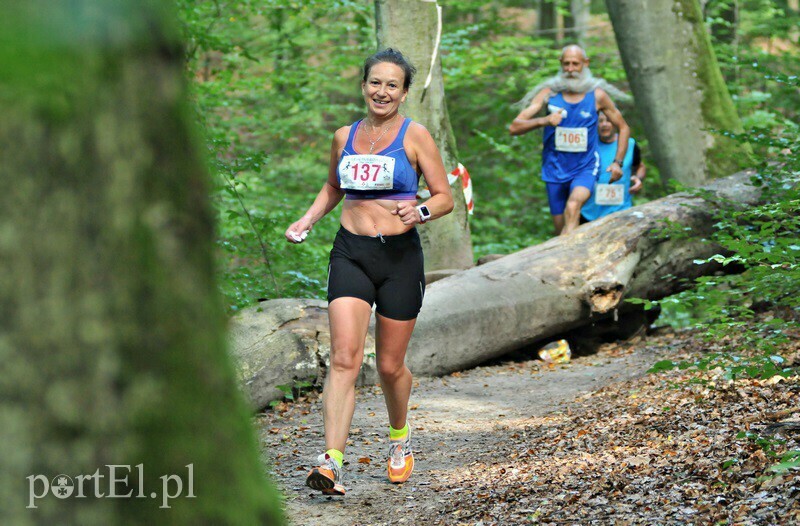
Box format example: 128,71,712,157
375,0,474,271
605,0,751,186
232,171,760,409
0,2,283,524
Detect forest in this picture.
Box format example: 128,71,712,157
178,0,798,314
1,0,797,525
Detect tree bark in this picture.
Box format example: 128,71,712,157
232,170,761,409
566,0,591,46
0,2,283,523
375,0,473,272
538,0,559,38
605,0,752,186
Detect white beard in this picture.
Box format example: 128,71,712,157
549,67,598,94
514,66,632,108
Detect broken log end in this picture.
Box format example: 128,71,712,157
587,282,624,313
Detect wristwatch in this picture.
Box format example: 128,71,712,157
613,159,624,167
416,205,431,223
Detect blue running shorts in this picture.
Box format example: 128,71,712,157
544,171,597,215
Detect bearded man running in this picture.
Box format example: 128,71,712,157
509,45,630,236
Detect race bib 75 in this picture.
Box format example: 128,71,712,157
595,183,625,205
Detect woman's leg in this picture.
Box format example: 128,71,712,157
375,314,417,430
323,296,373,453
375,314,417,483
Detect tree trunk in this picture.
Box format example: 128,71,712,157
605,0,752,186
0,2,283,524
785,0,800,43
232,170,761,409
566,0,591,46
538,0,558,38
375,0,474,271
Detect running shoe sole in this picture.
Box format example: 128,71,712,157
306,468,345,496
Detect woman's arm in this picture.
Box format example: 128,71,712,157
395,122,453,225
284,128,348,242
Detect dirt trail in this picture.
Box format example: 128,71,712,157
258,340,672,526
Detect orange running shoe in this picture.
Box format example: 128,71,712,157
387,435,414,484
305,453,345,495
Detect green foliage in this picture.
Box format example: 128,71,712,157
439,11,643,258
640,123,799,380
639,2,800,384
706,0,800,123
647,352,795,381
642,116,799,371
768,449,800,475
178,0,373,310
178,1,796,324
737,430,800,478
270,378,316,407
176,1,655,310
737,430,786,459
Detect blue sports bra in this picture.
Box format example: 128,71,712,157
337,118,420,200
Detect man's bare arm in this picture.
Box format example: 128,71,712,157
509,88,560,135
596,88,630,182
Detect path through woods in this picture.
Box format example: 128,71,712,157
259,325,799,525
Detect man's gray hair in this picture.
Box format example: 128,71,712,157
560,44,587,61
514,66,632,108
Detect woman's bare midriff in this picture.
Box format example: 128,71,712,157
340,199,416,237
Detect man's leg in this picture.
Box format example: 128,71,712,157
545,181,570,236
562,185,591,235
552,214,565,235
561,172,596,235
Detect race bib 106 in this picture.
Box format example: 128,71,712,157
555,126,588,152
595,183,624,205
338,155,395,191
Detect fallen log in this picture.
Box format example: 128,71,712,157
230,170,761,409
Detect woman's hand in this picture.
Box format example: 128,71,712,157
392,201,421,225
285,217,313,243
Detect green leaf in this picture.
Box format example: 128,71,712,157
648,360,676,373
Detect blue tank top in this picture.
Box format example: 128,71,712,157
581,137,636,221
541,91,599,183
338,118,419,200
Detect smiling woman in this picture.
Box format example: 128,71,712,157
284,48,454,496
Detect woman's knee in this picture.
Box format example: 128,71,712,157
377,356,407,380
329,342,363,375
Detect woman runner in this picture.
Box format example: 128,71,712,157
285,48,453,496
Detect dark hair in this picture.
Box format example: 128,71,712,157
362,48,416,90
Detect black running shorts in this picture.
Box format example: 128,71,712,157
327,226,425,321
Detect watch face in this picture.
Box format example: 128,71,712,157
419,206,431,218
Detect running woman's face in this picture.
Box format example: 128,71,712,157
598,112,616,143
362,62,407,117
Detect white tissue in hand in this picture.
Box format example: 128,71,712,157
290,230,309,242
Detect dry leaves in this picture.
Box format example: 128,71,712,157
433,328,799,525
260,318,799,525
